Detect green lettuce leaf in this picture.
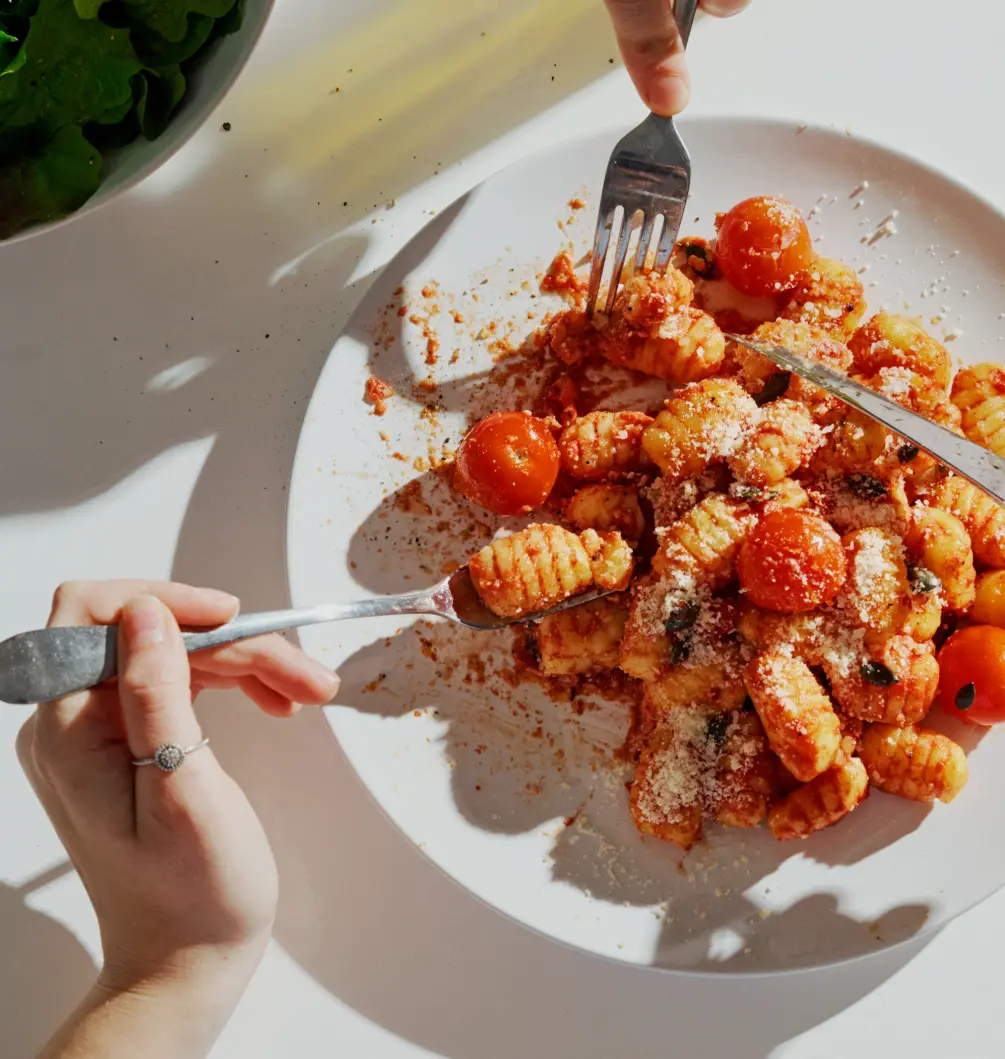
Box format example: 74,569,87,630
0,30,25,78
133,61,183,138
0,122,100,236
206,0,240,39
76,0,235,43
130,10,213,66
0,0,142,133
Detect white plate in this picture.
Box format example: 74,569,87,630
287,117,1005,973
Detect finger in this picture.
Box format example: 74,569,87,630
192,634,339,705
190,672,302,718
700,0,751,15
23,690,137,840
16,714,78,839
238,676,301,718
49,580,239,629
118,595,205,763
604,0,690,116
15,713,40,785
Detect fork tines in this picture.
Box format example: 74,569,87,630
586,115,692,317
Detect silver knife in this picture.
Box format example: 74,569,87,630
727,333,1005,506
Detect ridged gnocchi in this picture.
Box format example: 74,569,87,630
600,272,728,383
927,477,1005,567
558,411,653,481
565,484,645,542
629,721,705,849
607,307,727,383
971,570,1005,626
727,399,822,487
641,378,759,483
848,313,952,389
535,598,628,675
905,506,976,612
835,527,911,636
951,362,1005,457
643,651,747,716
744,652,841,783
468,523,632,617
709,713,777,828
823,635,939,726
736,319,854,422
768,757,869,840
652,492,754,587
858,723,968,803
779,257,867,338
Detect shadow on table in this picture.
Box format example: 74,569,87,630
0,0,622,521
0,866,96,1059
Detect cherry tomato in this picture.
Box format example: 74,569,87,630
715,196,813,298
938,626,1005,725
454,411,560,515
738,509,846,612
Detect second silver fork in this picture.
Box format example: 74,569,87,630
587,0,699,315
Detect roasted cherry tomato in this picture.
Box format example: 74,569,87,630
715,196,813,298
738,508,846,612
454,411,560,515
938,625,1005,725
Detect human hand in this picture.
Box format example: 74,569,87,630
16,581,338,1054
604,0,751,115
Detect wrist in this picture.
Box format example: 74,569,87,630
38,939,269,1059
98,934,269,1009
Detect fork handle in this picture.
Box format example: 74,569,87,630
674,0,699,47
0,594,444,705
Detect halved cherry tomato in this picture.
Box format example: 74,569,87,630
938,625,1005,725
738,508,846,612
715,196,813,298
454,411,560,516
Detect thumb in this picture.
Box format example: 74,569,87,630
604,0,690,116
118,595,204,770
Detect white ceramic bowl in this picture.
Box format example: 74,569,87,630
5,0,273,245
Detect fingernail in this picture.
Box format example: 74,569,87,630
646,74,689,117
198,587,241,614
310,659,340,698
122,596,166,649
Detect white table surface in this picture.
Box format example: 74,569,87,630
3,0,1004,1055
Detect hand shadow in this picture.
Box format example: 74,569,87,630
0,868,97,1059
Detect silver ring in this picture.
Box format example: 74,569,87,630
133,738,210,772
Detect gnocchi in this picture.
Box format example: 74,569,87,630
455,193,984,851
858,723,969,804
558,410,653,481
468,523,632,618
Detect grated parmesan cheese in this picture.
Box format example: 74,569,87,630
863,212,899,245
636,710,759,825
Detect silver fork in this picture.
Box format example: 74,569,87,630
586,0,699,315
0,568,612,704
